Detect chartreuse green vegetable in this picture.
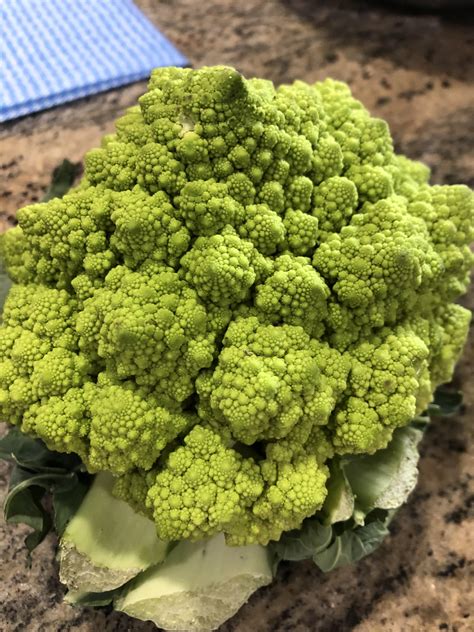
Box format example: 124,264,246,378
115,535,273,631
59,471,273,629
58,472,169,592
273,424,425,571
0,65,472,630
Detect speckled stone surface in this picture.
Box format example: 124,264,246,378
0,1,473,631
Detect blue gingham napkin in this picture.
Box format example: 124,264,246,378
0,0,188,122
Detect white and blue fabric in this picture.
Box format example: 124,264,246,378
0,0,188,122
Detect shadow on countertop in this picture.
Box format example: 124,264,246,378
283,0,474,81
400,106,474,187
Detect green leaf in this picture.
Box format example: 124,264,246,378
41,159,81,202
4,473,51,551
53,477,90,536
5,481,46,530
321,459,354,524
115,535,274,631
274,516,391,571
65,589,117,607
0,427,47,465
0,427,83,473
412,414,431,430
341,425,423,519
313,518,390,572
6,467,78,506
428,387,463,417
1,428,92,551
272,521,333,562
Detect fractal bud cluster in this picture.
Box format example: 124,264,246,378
1,66,472,549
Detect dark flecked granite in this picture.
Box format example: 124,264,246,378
0,1,473,631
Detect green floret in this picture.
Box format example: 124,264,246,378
85,141,138,191
77,263,216,402
180,228,270,306
236,203,285,254
315,78,393,171
426,304,472,388
0,285,87,419
389,154,431,200
30,348,90,398
115,106,154,146
10,330,51,374
22,386,92,459
113,469,156,519
282,209,319,255
176,131,210,166
226,173,257,205
0,360,31,423
245,453,328,545
0,227,31,285
262,157,290,184
258,180,285,213
146,426,264,541
346,164,393,203
312,175,358,235
87,383,194,474
2,188,115,286
2,284,78,344
314,195,442,332
286,135,314,175
0,345,90,427
310,133,344,184
175,179,241,235
197,318,345,445
274,81,321,137
254,254,329,336
137,143,187,195
409,184,474,299
357,117,394,166
110,188,190,268
285,175,314,211
333,325,429,454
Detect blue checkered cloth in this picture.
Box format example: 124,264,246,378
0,0,188,122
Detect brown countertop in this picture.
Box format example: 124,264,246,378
0,1,473,631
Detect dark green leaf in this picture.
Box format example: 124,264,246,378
313,519,390,572
6,467,78,496
65,589,117,607
273,516,391,571
272,521,333,562
53,476,90,535
5,482,46,529
412,414,431,430
1,429,93,551
0,427,83,472
428,387,463,417
0,427,55,467
41,159,81,202
4,480,51,551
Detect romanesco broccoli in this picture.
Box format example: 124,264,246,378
1,66,472,546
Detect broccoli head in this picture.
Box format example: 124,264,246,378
1,66,472,545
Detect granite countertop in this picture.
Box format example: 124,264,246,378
0,1,473,631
